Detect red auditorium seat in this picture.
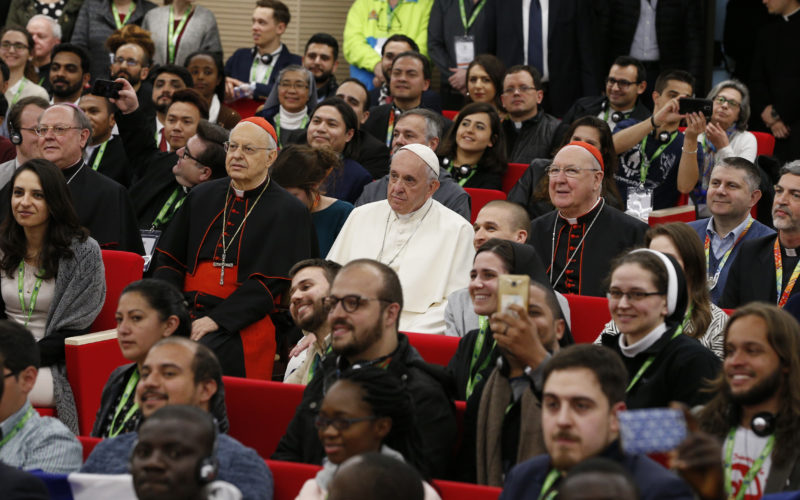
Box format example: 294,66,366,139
465,188,506,224
267,460,321,500
563,294,611,344
442,109,458,121
404,332,459,367
223,376,305,458
78,436,102,461
91,250,144,332
648,205,696,226
502,163,528,194
35,407,56,417
752,131,775,157
227,98,263,119
65,330,128,435
434,479,502,500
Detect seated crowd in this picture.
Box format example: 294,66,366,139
1,0,800,499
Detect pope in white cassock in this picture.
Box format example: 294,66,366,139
327,143,475,334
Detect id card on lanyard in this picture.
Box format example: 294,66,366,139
454,0,484,68
140,230,161,272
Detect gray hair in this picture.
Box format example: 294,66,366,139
397,108,443,144
278,64,313,87
706,79,750,131
28,14,62,41
41,103,93,149
780,160,800,178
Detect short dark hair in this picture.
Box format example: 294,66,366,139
121,279,190,338
144,405,216,455
505,64,543,90
714,156,762,193
183,51,226,102
256,0,291,25
289,258,342,285
169,88,209,120
194,120,228,179
0,320,40,373
654,69,695,95
475,238,515,274
270,144,342,198
330,452,424,500
151,64,194,88
0,59,9,82
381,34,418,55
8,96,49,131
543,344,628,406
611,56,646,83
310,97,359,157
51,42,91,74
338,78,371,111
342,259,404,316
305,33,338,61
391,51,431,81
0,95,7,120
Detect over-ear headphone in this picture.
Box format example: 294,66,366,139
601,99,626,123
751,412,775,438
442,157,474,182
250,47,274,65
654,130,672,144
9,121,21,146
197,420,220,484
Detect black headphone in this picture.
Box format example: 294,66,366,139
601,99,627,123
9,121,21,146
750,412,775,438
250,47,274,65
442,157,474,182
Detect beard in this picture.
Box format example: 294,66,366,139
331,315,383,359
727,367,782,407
295,298,328,333
112,69,140,87
155,101,171,113
314,70,333,85
51,78,83,99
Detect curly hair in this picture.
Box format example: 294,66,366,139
105,25,155,65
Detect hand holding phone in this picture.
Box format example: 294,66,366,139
678,98,713,120
90,79,123,99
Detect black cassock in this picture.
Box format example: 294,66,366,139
154,176,316,378
529,200,648,297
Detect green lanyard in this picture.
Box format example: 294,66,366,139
167,5,193,64
150,188,185,230
538,469,560,500
17,261,43,327
91,139,109,171
0,406,34,449
10,78,26,108
466,316,495,400
638,131,678,185
625,305,692,393
723,428,774,500
108,369,140,438
273,114,309,147
449,162,478,187
459,0,485,33
250,56,274,84
386,1,401,30
307,352,321,383
111,2,135,29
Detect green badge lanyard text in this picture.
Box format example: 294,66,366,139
17,260,43,327
167,5,194,64
537,469,560,500
637,131,678,186
250,57,274,84
459,0,485,34
108,369,141,438
626,304,692,393
112,2,135,29
0,406,34,449
10,78,26,108
150,187,186,230
466,315,495,400
91,139,109,171
723,428,774,500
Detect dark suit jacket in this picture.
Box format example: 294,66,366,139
477,0,598,117
561,96,652,129
224,45,302,100
0,463,49,500
87,135,132,187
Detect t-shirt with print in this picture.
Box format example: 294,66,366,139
724,426,773,500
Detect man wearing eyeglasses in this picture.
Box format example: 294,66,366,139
107,30,157,123
273,259,456,478
35,103,144,254
561,56,651,133
146,106,315,378
0,97,49,188
528,141,648,297
500,65,561,164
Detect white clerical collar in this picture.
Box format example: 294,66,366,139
279,106,308,129
783,5,800,21
233,187,245,197
559,197,602,225
392,197,433,222
619,322,667,358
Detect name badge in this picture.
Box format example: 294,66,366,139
454,36,475,68
626,186,653,222
140,230,161,272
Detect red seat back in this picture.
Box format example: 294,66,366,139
752,131,776,157
502,163,528,194
442,109,458,121
564,294,611,343
34,407,56,417
227,98,263,119
266,459,321,500
78,436,102,461
465,188,507,224
433,479,502,500
65,334,128,435
223,376,305,458
91,250,144,332
403,332,459,367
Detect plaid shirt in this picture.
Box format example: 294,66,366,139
0,401,82,473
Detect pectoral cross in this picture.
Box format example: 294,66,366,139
213,252,233,285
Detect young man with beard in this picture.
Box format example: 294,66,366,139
698,302,800,496
47,44,90,104
499,344,694,500
150,65,192,152
106,26,157,121
273,259,456,477
283,258,341,384
303,33,339,103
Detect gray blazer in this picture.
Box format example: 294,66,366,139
142,5,222,66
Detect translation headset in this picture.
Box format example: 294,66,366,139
250,46,274,65
8,121,21,146
601,99,627,123
441,157,475,182
750,412,775,438
653,129,673,144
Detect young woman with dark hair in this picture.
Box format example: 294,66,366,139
184,50,241,130
466,54,506,112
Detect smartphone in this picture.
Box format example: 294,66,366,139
619,408,687,455
90,79,123,99
678,97,713,119
497,274,530,315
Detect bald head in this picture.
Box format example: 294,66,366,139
473,200,530,249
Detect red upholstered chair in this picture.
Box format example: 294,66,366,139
434,479,502,500
266,460,321,500
752,131,776,157
465,188,507,224
223,376,305,458
78,436,102,461
563,294,611,344
34,407,56,417
403,332,459,367
64,330,128,435
442,109,458,121
227,98,263,119
91,250,144,332
648,205,696,226
502,163,528,194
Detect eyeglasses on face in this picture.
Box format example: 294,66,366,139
501,85,536,96
322,294,391,313
545,166,600,178
278,81,309,90
34,125,81,137
182,146,201,163
0,42,29,52
314,414,378,431
606,289,664,302
223,141,272,155
606,77,638,90
112,56,141,67
714,95,741,109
